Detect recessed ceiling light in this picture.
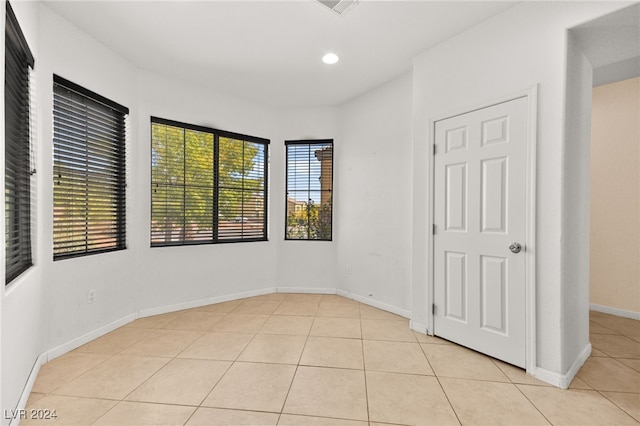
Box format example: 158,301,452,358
322,53,340,65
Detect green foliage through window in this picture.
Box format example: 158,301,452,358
285,140,333,241
151,118,268,245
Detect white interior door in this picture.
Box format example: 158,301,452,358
433,96,528,368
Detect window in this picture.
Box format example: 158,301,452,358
53,76,128,260
285,140,333,240
5,1,35,284
151,117,268,246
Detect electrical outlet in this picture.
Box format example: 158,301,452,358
88,289,96,304
345,265,352,274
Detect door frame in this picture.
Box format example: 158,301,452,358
427,86,538,374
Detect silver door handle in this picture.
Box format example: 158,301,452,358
509,242,522,254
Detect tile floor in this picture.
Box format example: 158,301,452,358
22,294,640,425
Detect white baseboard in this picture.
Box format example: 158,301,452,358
46,313,137,361
533,343,591,389
275,287,337,294
410,320,428,335
10,352,47,426
339,290,411,319
590,303,640,320
138,287,275,318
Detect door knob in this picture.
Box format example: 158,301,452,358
509,242,522,254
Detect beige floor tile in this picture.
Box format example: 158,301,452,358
283,366,367,421
591,347,610,357
73,327,150,354
21,394,117,426
120,329,203,357
361,319,416,342
32,352,111,394
577,357,640,392
492,359,551,386
162,311,227,331
125,311,187,329
125,358,230,405
518,385,638,425
591,334,640,359
413,331,453,345
238,334,307,364
601,392,640,422
278,414,367,425
590,320,619,334
366,371,459,425
259,315,314,335
186,407,279,425
309,317,361,338
320,294,356,304
250,293,288,302
618,358,640,372
421,343,509,382
234,300,282,314
316,303,360,318
363,340,432,375
193,300,243,313
202,362,296,412
284,293,323,303
441,378,549,426
568,376,593,390
300,337,364,369
93,401,195,426
52,355,169,400
275,302,319,316
591,316,640,339
590,310,611,319
359,305,406,320
211,313,270,333
25,392,46,406
177,332,253,361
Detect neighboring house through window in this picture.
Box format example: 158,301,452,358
285,140,333,240
5,1,35,283
150,117,269,246
52,76,128,260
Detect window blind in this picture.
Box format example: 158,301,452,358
5,1,35,284
53,75,128,260
151,117,268,246
285,140,333,241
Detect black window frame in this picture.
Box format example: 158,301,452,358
285,139,333,241
52,75,128,260
150,116,269,247
5,0,35,284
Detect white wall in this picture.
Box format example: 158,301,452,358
411,1,628,383
563,32,594,372
1,3,45,424
590,77,640,315
337,72,413,315
274,107,339,291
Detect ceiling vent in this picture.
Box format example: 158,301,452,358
316,0,358,15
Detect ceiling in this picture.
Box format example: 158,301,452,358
43,0,517,108
570,3,640,86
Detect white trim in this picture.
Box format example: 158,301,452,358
46,313,136,361
524,85,538,376
428,86,538,373
275,287,337,294
343,291,412,319
533,343,591,389
410,320,428,335
137,287,275,318
590,303,640,320
9,352,47,426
